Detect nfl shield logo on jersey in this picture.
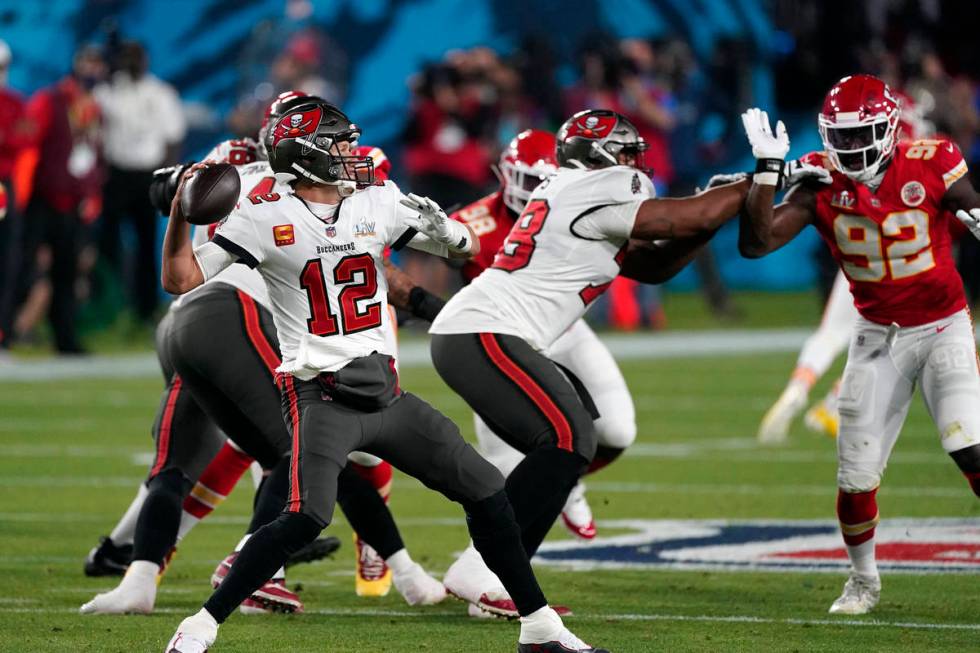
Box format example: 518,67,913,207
901,180,926,207
325,226,337,238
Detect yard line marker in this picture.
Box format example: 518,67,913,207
0,605,977,631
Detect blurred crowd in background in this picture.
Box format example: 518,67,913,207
0,0,979,355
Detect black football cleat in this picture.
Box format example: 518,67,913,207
84,536,133,577
284,535,341,568
517,644,610,653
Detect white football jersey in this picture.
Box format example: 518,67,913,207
211,180,418,378
430,165,654,350
175,159,280,309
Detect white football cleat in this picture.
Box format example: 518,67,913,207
758,382,808,444
80,560,158,614
164,609,217,653
560,482,596,540
518,606,608,652
829,572,880,615
392,562,447,606
443,544,505,606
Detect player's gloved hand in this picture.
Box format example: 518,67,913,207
703,172,748,191
741,107,789,187
955,208,980,241
782,159,832,189
399,193,472,252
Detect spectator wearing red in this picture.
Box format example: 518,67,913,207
0,39,32,352
16,45,106,354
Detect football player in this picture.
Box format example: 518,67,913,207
428,109,783,613
81,93,446,616
450,129,637,549
162,99,606,653
739,74,980,615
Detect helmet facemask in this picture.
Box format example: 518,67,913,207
819,112,898,183
499,158,557,214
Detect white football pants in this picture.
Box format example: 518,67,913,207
837,308,980,492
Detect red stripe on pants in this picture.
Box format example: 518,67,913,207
237,290,281,376
478,332,574,451
283,375,302,512
150,376,183,477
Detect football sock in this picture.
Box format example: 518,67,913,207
519,606,563,644
465,489,546,617
350,459,393,502
203,512,321,623
385,548,413,575
585,445,625,475
837,488,879,577
950,444,980,498
132,468,191,566
178,442,254,541
505,446,587,556
337,464,405,559
109,482,149,546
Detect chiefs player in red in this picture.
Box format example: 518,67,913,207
739,75,980,615
450,129,637,547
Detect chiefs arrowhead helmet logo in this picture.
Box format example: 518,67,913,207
272,106,322,148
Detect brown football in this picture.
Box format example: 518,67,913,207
179,162,241,225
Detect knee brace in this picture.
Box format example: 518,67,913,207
950,444,980,498
837,488,879,546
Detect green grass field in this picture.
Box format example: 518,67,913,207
2,348,979,652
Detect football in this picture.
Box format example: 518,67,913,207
179,162,241,225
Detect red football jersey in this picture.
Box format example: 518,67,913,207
804,138,969,326
449,190,517,282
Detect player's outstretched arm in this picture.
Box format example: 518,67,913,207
619,232,717,284
161,165,207,294
739,182,815,258
629,178,751,240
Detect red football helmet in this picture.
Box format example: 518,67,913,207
818,74,901,182
499,129,558,214
355,145,390,184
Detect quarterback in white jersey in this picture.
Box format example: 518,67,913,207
162,99,607,653
430,109,776,610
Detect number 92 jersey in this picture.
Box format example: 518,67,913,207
804,139,969,326
431,165,654,351
211,180,415,378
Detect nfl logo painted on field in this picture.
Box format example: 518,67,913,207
534,518,980,574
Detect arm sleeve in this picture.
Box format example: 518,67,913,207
193,241,236,281
405,232,450,257
211,208,265,268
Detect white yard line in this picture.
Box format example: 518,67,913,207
0,604,976,632
0,329,827,383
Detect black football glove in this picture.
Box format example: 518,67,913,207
148,162,193,214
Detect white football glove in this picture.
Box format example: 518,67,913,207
398,193,471,251
704,172,748,191
955,208,980,241
741,108,789,160
783,159,832,188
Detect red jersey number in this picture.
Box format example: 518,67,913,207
247,176,281,205
300,254,382,337
227,139,257,166
492,199,549,272
833,209,935,282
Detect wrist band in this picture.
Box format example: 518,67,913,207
754,158,783,187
